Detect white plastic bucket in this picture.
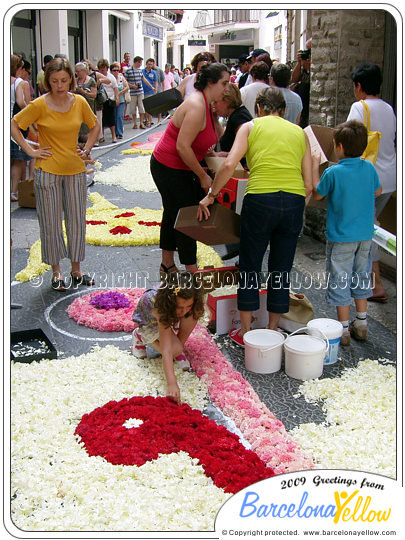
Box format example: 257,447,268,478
243,329,286,374
284,327,329,380
307,318,343,365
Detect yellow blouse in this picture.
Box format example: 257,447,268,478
14,94,97,175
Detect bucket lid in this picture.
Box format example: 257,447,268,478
243,329,284,348
307,318,343,339
284,334,325,353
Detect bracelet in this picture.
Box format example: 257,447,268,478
208,187,219,199
83,149,90,156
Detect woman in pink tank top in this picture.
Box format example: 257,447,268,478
151,62,230,277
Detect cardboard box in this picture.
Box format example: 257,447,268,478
143,88,183,115
217,177,249,215
207,289,268,335
18,179,36,208
304,125,338,209
11,328,57,363
174,203,241,245
205,156,249,179
192,265,239,293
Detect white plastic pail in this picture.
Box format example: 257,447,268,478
284,327,329,380
243,329,286,374
307,318,343,365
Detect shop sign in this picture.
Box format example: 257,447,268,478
143,22,163,40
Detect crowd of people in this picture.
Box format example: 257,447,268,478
10,46,396,403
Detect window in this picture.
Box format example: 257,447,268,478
274,24,282,51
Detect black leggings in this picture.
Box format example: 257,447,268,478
150,154,206,265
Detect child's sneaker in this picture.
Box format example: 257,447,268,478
349,320,368,341
175,353,191,371
131,329,147,358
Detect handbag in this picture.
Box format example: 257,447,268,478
279,292,315,332
124,90,131,103
95,83,108,107
360,100,382,165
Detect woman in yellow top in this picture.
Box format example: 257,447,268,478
11,57,100,291
198,87,312,346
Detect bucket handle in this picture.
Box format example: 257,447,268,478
259,332,288,357
286,326,330,356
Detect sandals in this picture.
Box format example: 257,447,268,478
11,192,18,202
70,273,95,287
229,328,245,347
159,263,179,280
51,278,67,292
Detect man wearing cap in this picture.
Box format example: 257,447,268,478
244,49,270,87
236,54,251,89
36,54,53,95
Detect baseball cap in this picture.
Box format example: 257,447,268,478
237,53,250,65
247,48,268,60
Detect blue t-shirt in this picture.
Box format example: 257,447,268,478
316,157,380,242
142,68,157,96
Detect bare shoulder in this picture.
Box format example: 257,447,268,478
173,91,204,126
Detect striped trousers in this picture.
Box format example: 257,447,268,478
34,169,87,266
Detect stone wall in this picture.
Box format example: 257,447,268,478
310,9,387,127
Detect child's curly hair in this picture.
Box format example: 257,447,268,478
154,272,205,328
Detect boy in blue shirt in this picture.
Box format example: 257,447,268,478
312,120,382,345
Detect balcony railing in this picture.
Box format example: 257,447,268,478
194,9,260,29
143,9,183,23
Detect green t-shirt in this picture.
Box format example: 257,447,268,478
246,115,306,196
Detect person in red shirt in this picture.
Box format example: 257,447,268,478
120,52,131,74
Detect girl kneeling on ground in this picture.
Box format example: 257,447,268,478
131,272,205,404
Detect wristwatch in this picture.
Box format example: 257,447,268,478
83,148,90,156
208,187,219,199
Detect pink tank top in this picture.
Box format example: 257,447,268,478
153,91,217,170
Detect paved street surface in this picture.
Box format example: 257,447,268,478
10,116,397,431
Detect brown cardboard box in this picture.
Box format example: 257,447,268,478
174,203,240,245
18,179,36,208
205,156,249,179
304,125,338,209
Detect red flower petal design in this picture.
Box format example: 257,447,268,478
114,212,136,218
109,226,132,235
86,220,108,225
75,396,274,493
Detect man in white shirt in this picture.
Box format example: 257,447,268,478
270,63,303,124
347,61,396,302
240,61,270,117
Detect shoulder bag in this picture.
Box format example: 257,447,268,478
360,100,382,165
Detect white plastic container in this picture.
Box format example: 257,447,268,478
243,329,286,374
307,318,343,365
284,327,329,380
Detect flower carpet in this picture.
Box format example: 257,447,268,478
11,307,396,531
14,193,223,282
290,359,396,478
67,288,143,332
93,155,157,192
11,345,229,531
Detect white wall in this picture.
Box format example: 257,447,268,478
39,10,68,58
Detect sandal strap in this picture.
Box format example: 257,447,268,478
71,273,95,286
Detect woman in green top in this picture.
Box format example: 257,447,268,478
198,87,312,346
